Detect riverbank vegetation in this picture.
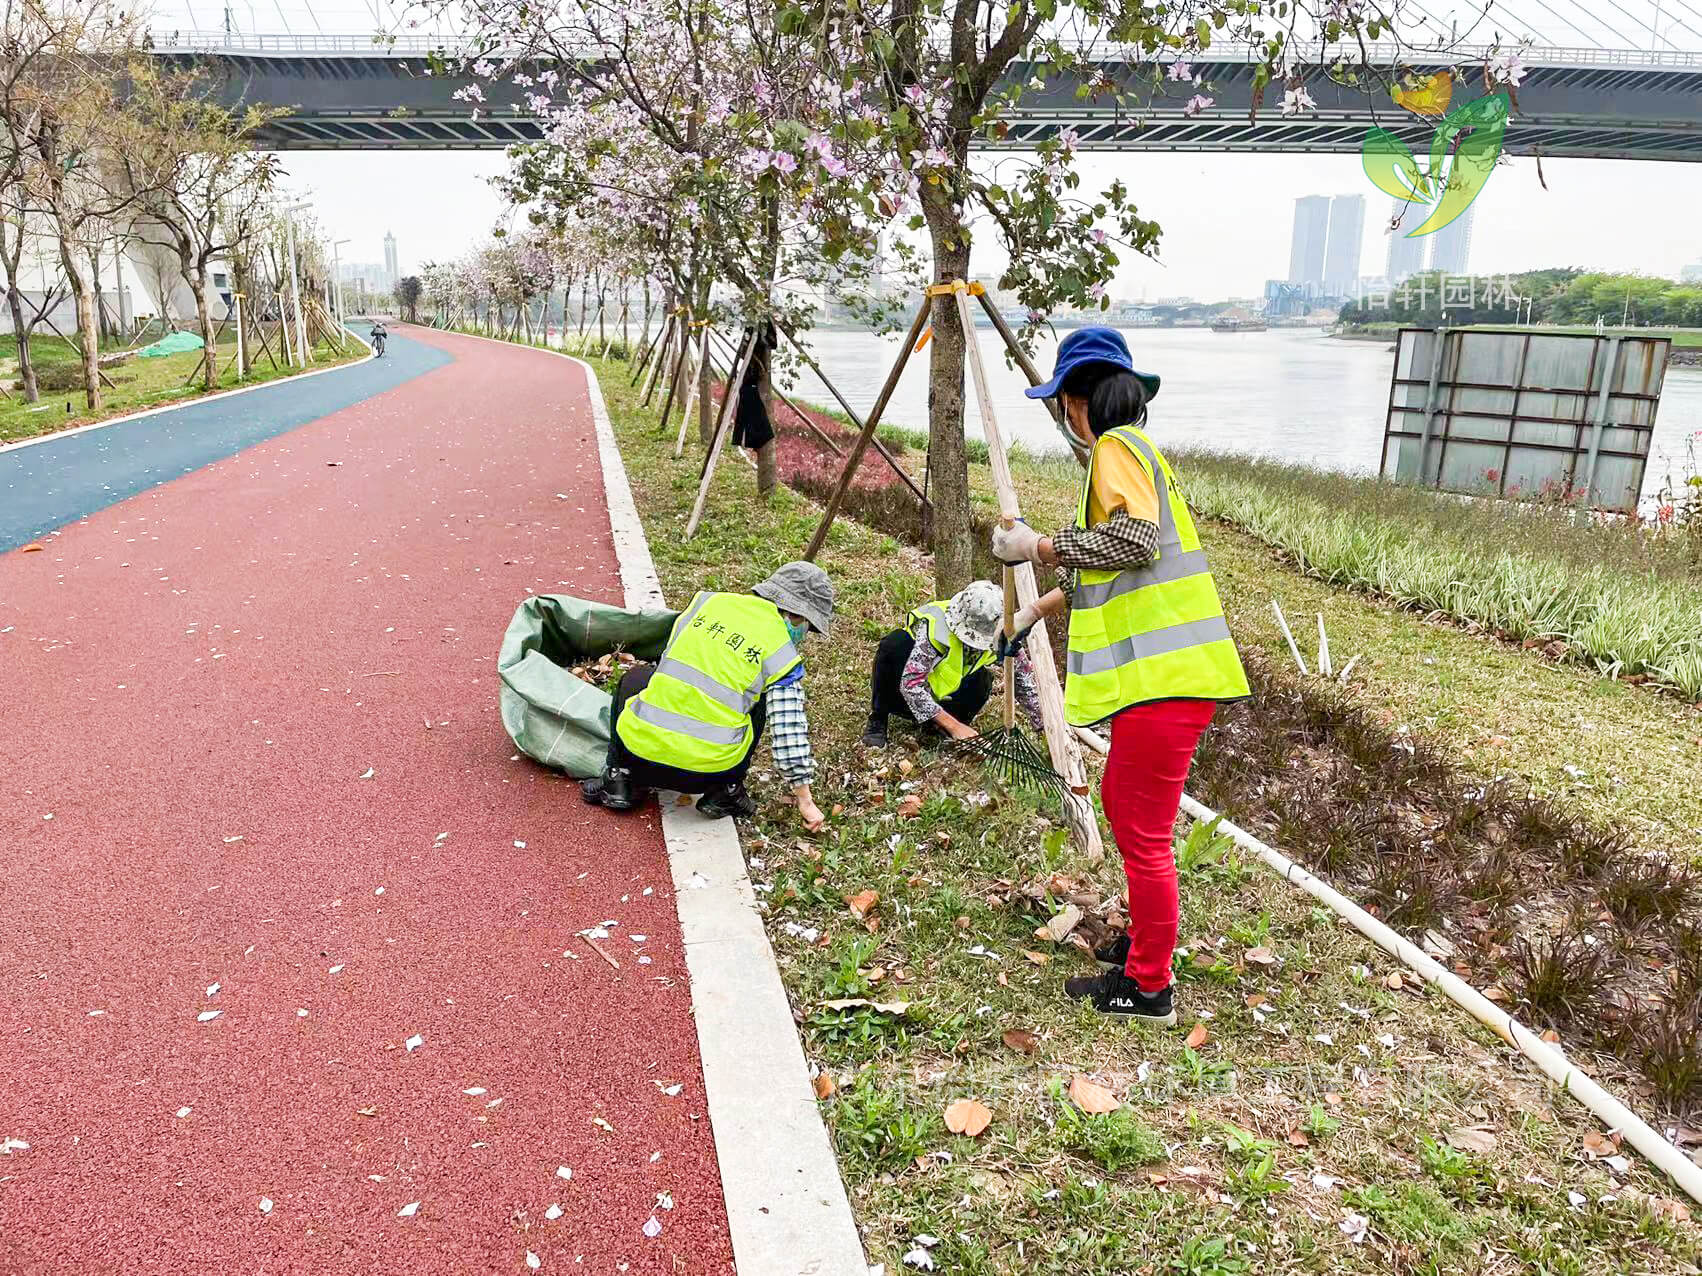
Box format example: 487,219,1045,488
1338,268,1702,339
587,349,1702,1272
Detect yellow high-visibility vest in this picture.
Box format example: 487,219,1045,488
616,591,801,772
1064,425,1249,726
907,600,997,702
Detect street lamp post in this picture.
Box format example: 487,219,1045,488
331,238,349,327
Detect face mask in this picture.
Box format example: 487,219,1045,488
785,619,810,645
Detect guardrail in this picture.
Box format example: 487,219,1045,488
146,30,1702,70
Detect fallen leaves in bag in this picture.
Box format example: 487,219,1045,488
1068,1075,1120,1115
1184,1023,1210,1050
1001,1028,1040,1055
944,1098,993,1137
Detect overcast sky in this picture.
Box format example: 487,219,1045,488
284,146,1702,303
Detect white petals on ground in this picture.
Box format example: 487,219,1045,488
176,1107,192,1118
1606,1155,1631,1175
2,1138,30,1153
374,887,385,896
206,982,220,997
462,1087,487,1096
197,1010,222,1023
514,840,527,849
397,1201,420,1218
556,1165,573,1181
405,1034,424,1052
1311,1172,1337,1190
329,964,344,974
297,1009,309,1018
902,1248,935,1271
1569,1190,1588,1207
651,1081,683,1097
360,768,375,779
526,1252,540,1271
545,1203,563,1220
642,1216,662,1238
686,872,710,890
258,1197,273,1214
1340,1211,1370,1243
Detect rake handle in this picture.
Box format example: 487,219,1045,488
1000,518,1017,732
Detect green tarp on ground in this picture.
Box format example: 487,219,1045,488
136,331,205,359
498,594,678,779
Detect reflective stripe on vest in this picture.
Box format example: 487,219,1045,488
616,590,802,771
907,600,995,702
1064,426,1249,725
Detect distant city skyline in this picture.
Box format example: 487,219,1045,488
1323,194,1365,296
1385,201,1428,285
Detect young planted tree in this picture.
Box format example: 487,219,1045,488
116,61,284,389
0,196,66,401
397,275,422,322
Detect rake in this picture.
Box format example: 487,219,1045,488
953,559,1071,803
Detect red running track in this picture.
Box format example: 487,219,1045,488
0,329,735,1275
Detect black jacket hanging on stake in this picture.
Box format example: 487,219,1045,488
731,322,777,450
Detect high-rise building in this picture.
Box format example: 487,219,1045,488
1323,194,1365,297
1385,200,1428,285
1428,204,1474,276
383,232,399,288
1288,195,1331,288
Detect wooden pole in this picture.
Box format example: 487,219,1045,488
974,290,1065,431
672,326,705,459
684,327,761,540
657,320,693,431
644,311,680,405
708,328,843,458
638,311,674,394
697,327,759,481
776,324,930,507
801,298,932,560
951,281,1103,861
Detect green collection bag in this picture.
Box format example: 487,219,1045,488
497,594,679,779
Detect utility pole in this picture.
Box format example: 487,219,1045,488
331,239,349,326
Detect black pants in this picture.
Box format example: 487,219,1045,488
869,628,994,726
605,662,764,794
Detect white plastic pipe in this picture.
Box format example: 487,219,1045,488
1173,792,1702,1206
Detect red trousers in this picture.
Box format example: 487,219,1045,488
1102,698,1218,992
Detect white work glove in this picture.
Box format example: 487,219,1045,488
990,519,1044,564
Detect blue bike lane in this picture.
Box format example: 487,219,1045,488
0,326,451,552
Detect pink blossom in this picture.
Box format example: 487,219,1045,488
905,84,926,106
705,95,732,124
923,146,951,169
1183,94,1214,117
1092,228,1107,245
1026,309,1043,323
1087,282,1106,301
1058,127,1080,154
1167,60,1193,82
822,153,850,179
1490,51,1526,87
1281,86,1316,116
770,150,798,174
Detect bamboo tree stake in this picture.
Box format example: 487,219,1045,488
1316,613,1332,678
672,325,706,458
708,327,844,458
657,319,693,430
684,327,762,540
950,281,1103,860
640,311,676,397
1272,601,1309,675
802,297,932,560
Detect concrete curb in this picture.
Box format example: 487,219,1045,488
0,327,374,455
457,329,869,1275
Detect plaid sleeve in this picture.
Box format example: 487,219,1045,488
1051,511,1159,572
765,678,815,787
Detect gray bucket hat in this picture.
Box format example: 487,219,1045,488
946,580,1003,650
752,561,836,635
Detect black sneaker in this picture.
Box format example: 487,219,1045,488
696,782,756,820
1063,969,1178,1025
861,714,889,749
1094,932,1131,972
580,767,638,812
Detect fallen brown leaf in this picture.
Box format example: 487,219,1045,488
1244,994,1266,1009
1068,1075,1120,1114
896,794,923,818
1022,950,1050,966
1482,985,1510,1004
1447,1125,1497,1155
356,1105,379,1117
1184,1023,1210,1050
830,803,844,817
812,1073,836,1100
1581,1130,1617,1159
944,1098,993,1137
996,971,1008,987
845,889,879,921
21,543,44,552
1286,1128,1310,1147
1384,971,1404,991
1244,946,1277,967
1002,1028,1040,1055
897,759,914,776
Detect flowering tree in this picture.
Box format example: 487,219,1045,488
421,0,1416,589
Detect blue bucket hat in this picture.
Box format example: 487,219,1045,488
1025,326,1161,402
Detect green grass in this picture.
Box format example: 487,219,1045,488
0,332,362,443
585,349,1702,1275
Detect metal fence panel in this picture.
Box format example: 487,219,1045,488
1380,327,1668,512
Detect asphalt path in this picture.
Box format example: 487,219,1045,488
0,324,449,553
1,326,735,1274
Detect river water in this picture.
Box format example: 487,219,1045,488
769,326,1702,506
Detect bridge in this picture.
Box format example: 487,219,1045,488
153,34,1702,162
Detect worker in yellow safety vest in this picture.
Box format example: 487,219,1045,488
989,326,1249,1027
582,561,834,829
861,580,1043,749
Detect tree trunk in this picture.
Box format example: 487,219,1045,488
61,255,101,412
922,209,973,596
90,246,113,342
6,284,40,403
190,271,217,391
